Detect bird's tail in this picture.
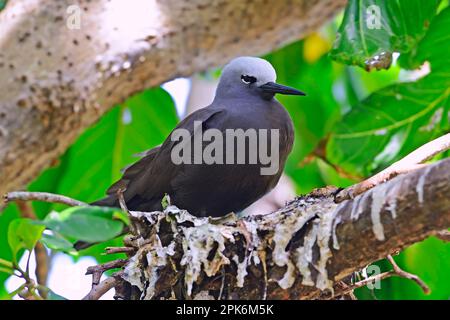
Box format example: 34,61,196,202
90,195,119,208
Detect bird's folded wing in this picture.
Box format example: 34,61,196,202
106,146,161,195
105,106,225,197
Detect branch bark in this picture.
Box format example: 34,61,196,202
0,0,346,196
111,158,449,300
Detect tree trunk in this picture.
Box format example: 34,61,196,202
0,0,346,195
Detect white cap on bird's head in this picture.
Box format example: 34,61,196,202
216,56,306,99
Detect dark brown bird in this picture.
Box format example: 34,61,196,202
92,57,305,217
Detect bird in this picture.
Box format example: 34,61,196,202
92,56,305,217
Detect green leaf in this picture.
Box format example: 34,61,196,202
0,1,7,11
43,206,124,243
330,0,441,70
327,74,450,175
40,233,75,254
7,219,45,263
327,7,450,176
0,204,20,297
46,289,68,300
403,4,450,71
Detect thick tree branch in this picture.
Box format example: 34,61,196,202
111,158,449,300
0,0,346,196
336,133,450,202
4,191,88,207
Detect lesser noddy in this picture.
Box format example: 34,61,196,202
92,56,305,217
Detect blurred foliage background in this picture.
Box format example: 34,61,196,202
0,0,449,299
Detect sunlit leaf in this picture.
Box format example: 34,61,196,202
330,0,441,70
327,6,450,176
40,233,75,254
43,207,124,243
7,218,45,263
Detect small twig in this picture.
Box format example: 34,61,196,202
117,189,129,213
218,267,226,300
82,273,121,300
387,255,430,295
104,247,136,255
25,251,32,277
4,191,88,207
117,188,140,235
330,271,395,299
336,133,450,202
85,259,127,285
435,230,450,242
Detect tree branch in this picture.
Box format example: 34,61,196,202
4,191,88,207
336,133,450,202
0,0,346,196
82,272,122,301
112,158,449,300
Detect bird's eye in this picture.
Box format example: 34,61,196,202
241,75,257,84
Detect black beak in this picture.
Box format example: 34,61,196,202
259,82,306,96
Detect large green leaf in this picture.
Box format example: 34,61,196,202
43,206,124,243
7,219,45,263
330,0,441,70
327,6,450,176
40,233,75,253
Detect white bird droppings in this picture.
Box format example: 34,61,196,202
370,184,387,241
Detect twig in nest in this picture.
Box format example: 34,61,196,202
82,272,123,300
116,189,129,213
387,255,430,294
85,259,127,285
117,188,140,236
435,230,450,242
336,133,450,202
4,191,88,207
104,246,136,255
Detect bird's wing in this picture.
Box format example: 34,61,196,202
110,106,225,203
106,145,161,195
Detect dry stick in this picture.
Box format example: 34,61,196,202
4,191,88,207
117,188,140,236
336,133,450,202
435,230,450,242
85,259,127,285
117,189,129,213
104,247,136,255
330,271,396,299
82,272,122,300
387,255,430,294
